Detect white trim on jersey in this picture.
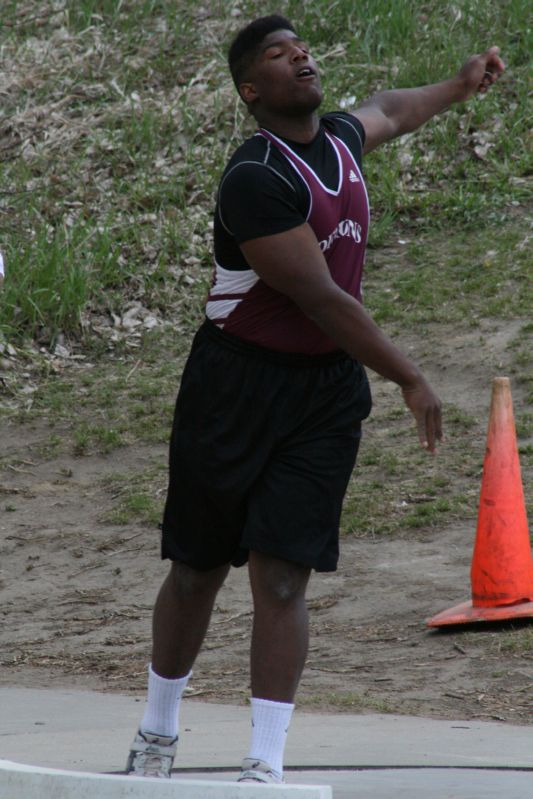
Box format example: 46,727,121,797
329,114,365,153
258,129,344,196
269,154,313,223
218,157,297,236
206,261,259,322
332,134,371,231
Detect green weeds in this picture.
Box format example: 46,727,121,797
300,691,395,713
73,423,125,456
366,225,531,327
342,393,487,537
0,0,530,540
1,0,531,342
105,489,161,526
497,628,533,654
7,331,183,455
102,466,166,525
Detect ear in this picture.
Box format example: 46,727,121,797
239,81,259,104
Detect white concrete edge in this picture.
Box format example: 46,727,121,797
0,760,332,799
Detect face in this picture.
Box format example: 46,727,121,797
240,29,323,116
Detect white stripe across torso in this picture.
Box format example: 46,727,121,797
206,261,259,322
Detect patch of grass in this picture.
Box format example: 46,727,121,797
516,413,533,440
343,477,474,537
105,490,161,526
343,402,481,538
445,405,478,432
518,444,533,468
497,628,533,655
403,497,452,529
506,324,533,404
8,330,183,455
366,225,531,326
33,433,64,460
300,691,395,713
73,423,126,456
102,465,166,525
0,225,90,341
0,0,530,547
1,0,530,343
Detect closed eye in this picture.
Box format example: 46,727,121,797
264,46,283,59
264,40,311,59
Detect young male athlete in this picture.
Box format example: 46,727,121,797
126,15,504,784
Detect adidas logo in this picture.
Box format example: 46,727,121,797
349,170,359,183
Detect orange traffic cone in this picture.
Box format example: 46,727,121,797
427,377,533,627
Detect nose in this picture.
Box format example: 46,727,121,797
289,44,308,62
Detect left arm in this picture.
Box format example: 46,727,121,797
353,46,505,154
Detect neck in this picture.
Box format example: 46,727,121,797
254,110,320,143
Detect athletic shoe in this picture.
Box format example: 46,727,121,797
125,730,178,778
238,758,283,784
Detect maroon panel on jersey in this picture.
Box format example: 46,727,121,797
208,126,370,354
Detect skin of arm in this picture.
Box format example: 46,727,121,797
240,223,443,452
354,46,505,153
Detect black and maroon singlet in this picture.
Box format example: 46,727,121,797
207,112,369,354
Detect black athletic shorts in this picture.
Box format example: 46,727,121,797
161,319,372,572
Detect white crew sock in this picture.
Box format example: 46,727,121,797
245,697,295,778
140,664,192,739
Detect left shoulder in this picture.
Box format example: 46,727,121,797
321,112,366,155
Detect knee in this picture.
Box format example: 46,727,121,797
251,555,310,606
169,560,229,596
271,573,307,604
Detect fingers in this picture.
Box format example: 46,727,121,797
486,45,505,68
402,383,443,454
478,46,505,93
484,46,505,74
417,404,443,454
478,72,493,93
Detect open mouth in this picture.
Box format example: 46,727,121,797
296,67,315,79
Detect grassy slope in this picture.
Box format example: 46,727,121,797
0,0,531,536
0,0,530,338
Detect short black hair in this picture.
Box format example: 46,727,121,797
228,14,296,94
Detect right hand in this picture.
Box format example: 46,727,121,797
457,46,505,100
401,378,443,454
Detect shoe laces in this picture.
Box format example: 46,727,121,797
132,750,172,778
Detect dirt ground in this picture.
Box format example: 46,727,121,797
0,318,532,725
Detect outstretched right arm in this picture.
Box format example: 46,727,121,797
352,46,505,154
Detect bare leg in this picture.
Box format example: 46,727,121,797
151,560,230,678
248,551,311,702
